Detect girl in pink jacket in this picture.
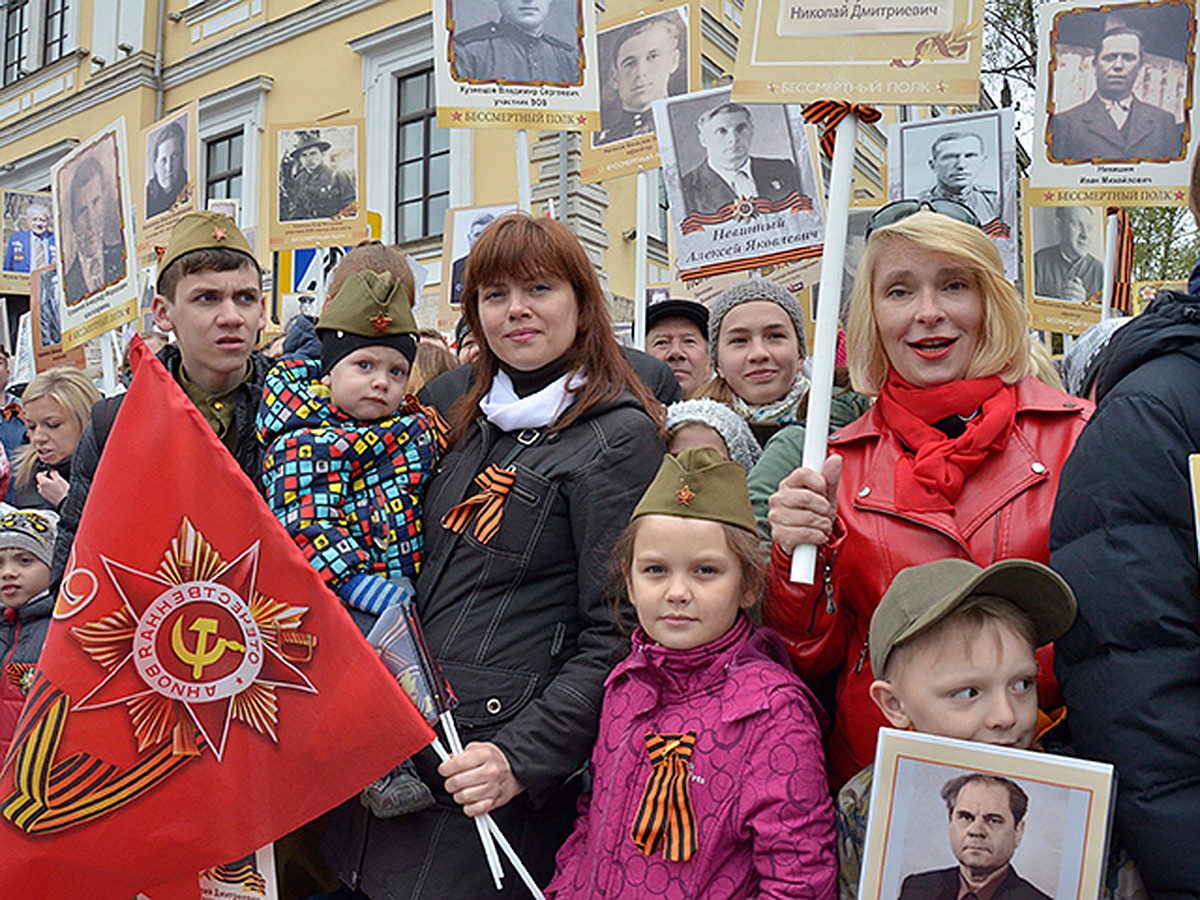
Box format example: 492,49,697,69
547,447,836,899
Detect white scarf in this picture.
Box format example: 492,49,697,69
480,369,586,431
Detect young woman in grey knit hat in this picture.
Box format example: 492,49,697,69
698,278,868,446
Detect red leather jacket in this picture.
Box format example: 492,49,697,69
764,376,1091,787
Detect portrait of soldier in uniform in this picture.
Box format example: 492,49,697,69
1049,17,1186,163
678,101,802,217
59,154,126,307
452,0,582,86
916,132,1000,224
145,119,189,219
278,128,357,222
594,9,687,147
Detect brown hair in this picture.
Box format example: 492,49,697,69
15,367,100,490
450,214,662,443
327,240,415,307
408,341,458,394
882,594,1037,680
158,248,261,302
611,516,767,633
846,211,1031,396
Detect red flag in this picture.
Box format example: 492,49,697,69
0,337,434,897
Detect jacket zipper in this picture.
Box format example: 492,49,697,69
855,636,869,674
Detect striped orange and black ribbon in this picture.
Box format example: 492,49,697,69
679,192,815,235
440,463,516,544
801,100,882,160
981,218,1012,240
1105,207,1134,315
630,731,698,862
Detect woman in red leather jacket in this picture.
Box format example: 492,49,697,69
762,204,1091,787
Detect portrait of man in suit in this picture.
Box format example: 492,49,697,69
1033,206,1104,303
61,156,125,307
899,773,1051,900
3,199,56,274
1050,25,1185,162
450,211,496,306
679,102,801,216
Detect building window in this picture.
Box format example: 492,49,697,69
205,131,244,202
3,1,30,86
43,0,68,65
394,67,449,242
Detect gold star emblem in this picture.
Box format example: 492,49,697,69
676,485,694,506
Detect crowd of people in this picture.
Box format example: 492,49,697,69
0,157,1196,898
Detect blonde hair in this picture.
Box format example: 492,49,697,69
846,211,1032,396
14,367,100,489
1026,336,1064,390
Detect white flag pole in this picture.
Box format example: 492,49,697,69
516,129,532,213
634,167,649,350
1101,211,1118,321
791,112,859,584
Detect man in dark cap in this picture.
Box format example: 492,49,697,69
645,298,711,398
453,0,580,85
280,130,356,221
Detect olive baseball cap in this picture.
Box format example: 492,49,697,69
632,446,757,534
869,558,1077,676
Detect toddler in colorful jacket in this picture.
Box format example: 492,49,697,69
258,266,442,816
546,448,836,899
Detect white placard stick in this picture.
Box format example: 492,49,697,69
439,711,504,890
791,111,859,584
634,167,649,350
516,130,532,214
1101,211,1118,321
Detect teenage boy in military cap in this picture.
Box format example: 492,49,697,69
50,210,270,588
258,267,442,816
836,558,1082,898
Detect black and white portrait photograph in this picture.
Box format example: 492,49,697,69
35,265,62,348
54,135,129,309
277,126,358,223
144,111,190,220
668,93,806,218
442,203,518,308
593,6,689,148
860,731,1116,900
894,116,1003,224
1047,2,1190,163
1030,206,1105,303
449,0,583,86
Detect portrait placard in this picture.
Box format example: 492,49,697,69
811,205,879,325
1030,0,1197,205
138,103,199,263
888,109,1019,278
434,0,600,132
1022,193,1106,334
860,729,1114,900
655,86,825,280
580,2,701,185
30,264,84,372
198,844,279,899
731,0,985,105
269,121,367,251
438,203,519,329
1132,277,1185,312
1,189,56,294
50,118,139,350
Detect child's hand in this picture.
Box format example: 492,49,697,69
438,741,525,817
767,455,842,554
35,469,69,507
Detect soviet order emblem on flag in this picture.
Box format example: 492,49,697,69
0,337,434,897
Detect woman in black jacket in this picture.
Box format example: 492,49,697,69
327,215,665,897
9,367,99,511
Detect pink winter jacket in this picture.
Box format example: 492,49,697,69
546,615,837,899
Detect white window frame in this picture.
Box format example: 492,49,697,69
197,75,270,232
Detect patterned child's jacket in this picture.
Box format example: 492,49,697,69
257,359,442,587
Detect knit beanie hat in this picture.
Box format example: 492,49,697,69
0,509,58,567
1061,316,1130,397
317,270,419,373
632,447,757,534
708,279,807,364
157,211,257,290
665,399,762,472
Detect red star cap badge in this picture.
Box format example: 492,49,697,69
213,227,227,241
676,485,694,506
154,245,166,262
370,311,393,334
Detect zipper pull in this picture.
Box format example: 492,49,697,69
855,636,869,674
823,560,836,615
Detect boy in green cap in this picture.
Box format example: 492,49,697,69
50,210,270,586
257,266,442,817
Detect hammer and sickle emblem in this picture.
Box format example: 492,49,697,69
171,615,246,680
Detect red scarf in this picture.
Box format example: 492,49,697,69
876,370,1016,511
